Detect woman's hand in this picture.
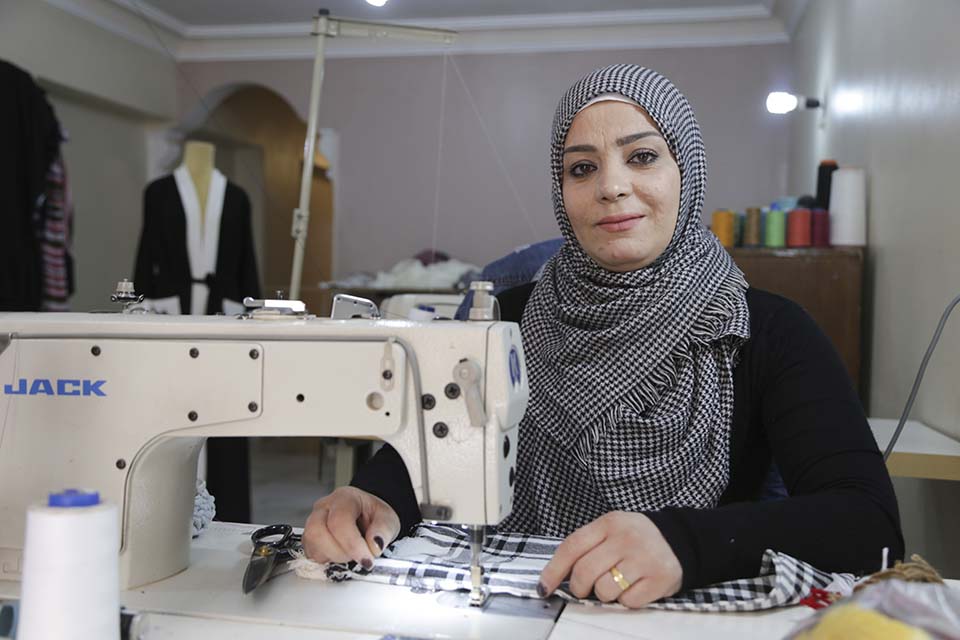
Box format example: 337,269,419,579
302,486,400,569
538,511,682,608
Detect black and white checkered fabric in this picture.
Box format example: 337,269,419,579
502,64,751,537
297,525,851,612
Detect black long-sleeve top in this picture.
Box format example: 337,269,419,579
352,284,904,590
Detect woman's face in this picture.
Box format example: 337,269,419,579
562,101,682,272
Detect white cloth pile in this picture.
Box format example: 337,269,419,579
324,258,480,291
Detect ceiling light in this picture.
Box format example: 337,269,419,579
366,0,389,6
766,92,822,114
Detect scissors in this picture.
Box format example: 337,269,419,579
242,523,302,594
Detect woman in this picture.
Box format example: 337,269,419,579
303,64,903,608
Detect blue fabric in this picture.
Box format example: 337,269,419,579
454,238,563,320
759,463,788,501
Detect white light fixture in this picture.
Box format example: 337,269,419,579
366,0,389,6
833,89,864,114
766,91,822,114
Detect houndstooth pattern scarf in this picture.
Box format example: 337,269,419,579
500,64,751,537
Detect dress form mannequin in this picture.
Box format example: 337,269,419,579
182,140,215,229
135,139,258,523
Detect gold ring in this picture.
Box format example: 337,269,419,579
610,566,631,591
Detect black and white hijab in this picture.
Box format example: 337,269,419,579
501,64,751,537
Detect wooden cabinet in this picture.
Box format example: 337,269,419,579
730,247,865,393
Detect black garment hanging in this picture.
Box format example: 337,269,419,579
133,172,261,315
0,60,62,311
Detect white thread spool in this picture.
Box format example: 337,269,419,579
828,167,867,246
468,281,496,321
18,490,119,640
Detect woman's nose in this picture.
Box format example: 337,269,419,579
596,166,630,202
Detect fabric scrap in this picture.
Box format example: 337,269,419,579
192,480,216,538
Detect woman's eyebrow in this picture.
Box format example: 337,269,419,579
616,131,662,146
563,144,595,155
563,131,663,155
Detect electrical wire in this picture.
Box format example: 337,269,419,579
448,55,540,243
883,292,960,461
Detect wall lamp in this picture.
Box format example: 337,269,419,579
766,92,822,114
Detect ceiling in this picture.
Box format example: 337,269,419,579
140,0,776,26
53,0,802,61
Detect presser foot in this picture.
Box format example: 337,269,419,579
468,567,489,607
468,587,490,607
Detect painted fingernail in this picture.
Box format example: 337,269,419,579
536,582,547,598
361,557,373,571
374,536,384,551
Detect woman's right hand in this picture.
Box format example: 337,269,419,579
302,486,401,570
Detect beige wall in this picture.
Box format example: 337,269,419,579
0,0,177,119
179,44,793,278
789,0,960,577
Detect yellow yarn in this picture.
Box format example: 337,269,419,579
795,606,930,640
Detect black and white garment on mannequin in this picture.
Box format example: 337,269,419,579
133,166,260,315
176,164,226,315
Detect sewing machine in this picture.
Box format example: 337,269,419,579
0,293,527,609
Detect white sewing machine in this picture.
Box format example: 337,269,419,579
0,293,527,610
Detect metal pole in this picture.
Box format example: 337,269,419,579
289,10,330,300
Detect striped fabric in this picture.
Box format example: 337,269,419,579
293,524,852,612
36,153,73,311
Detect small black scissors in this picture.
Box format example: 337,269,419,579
242,523,302,594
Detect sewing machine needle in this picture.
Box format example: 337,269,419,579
468,526,488,607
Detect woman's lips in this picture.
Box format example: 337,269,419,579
596,213,646,232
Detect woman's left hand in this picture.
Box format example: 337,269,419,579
537,511,683,608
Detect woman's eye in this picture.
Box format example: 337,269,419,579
568,162,596,177
629,150,659,165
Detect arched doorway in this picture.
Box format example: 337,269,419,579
187,84,336,313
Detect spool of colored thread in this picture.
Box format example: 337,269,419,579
711,209,736,248
765,209,786,247
812,208,830,247
733,212,744,247
815,160,838,210
743,208,762,247
787,208,812,247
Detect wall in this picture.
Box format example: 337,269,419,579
0,0,177,119
789,0,960,576
179,44,793,277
